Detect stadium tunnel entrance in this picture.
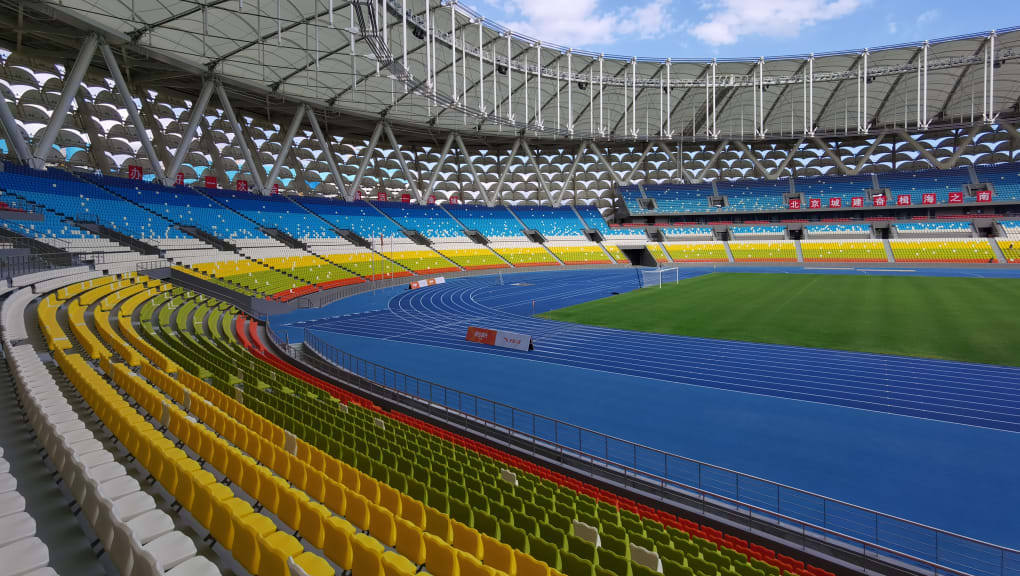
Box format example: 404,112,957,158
623,247,659,266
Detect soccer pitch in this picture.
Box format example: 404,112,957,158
539,273,1020,366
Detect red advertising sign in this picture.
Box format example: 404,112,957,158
851,196,864,208
873,195,888,207
465,326,498,346
829,197,842,209
355,189,362,200
204,175,217,189
236,179,249,192
896,194,911,206
127,165,143,180
976,190,992,203
409,277,446,290
272,183,280,194
922,193,936,205
809,198,822,209
948,192,964,204
450,196,459,204
401,193,411,204
788,198,801,209
427,195,436,205
377,191,386,202
175,172,185,186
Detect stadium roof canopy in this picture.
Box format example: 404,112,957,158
1,0,1019,150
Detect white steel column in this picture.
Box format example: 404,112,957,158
536,43,542,126
165,79,215,186
424,132,455,204
350,121,384,196
264,104,306,193
567,50,573,134
450,1,457,101
506,32,513,121
491,139,521,206
808,55,814,135
520,140,554,205
100,42,165,181
382,122,423,203
665,59,671,136
598,55,604,134
0,89,32,164
401,0,407,91
33,33,98,167
305,107,350,200
477,18,484,112
453,133,491,205
922,41,928,127
425,0,432,90
631,57,637,136
218,82,265,193
555,140,587,206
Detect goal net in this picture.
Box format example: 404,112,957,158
638,267,681,288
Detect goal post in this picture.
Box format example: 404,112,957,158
639,267,680,288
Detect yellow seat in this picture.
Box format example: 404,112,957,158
346,491,371,531
304,468,326,502
323,455,342,482
259,531,305,576
298,499,331,548
481,534,515,575
257,470,284,513
211,497,254,548
177,468,216,511
459,551,497,576
340,462,360,493
292,551,336,576
289,457,308,493
515,550,551,576
394,517,426,566
323,479,347,516
352,532,387,576
379,483,402,517
233,513,278,574
238,455,262,498
382,550,419,576
425,506,452,542
226,448,251,489
424,532,459,576
192,481,235,529
323,516,357,571
451,521,483,558
400,494,425,528
369,503,397,547
359,473,380,503
167,456,200,499
276,484,309,530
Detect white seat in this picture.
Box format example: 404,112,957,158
125,509,176,545
20,568,58,576
96,475,142,502
133,531,198,576
0,458,8,475
166,555,220,576
0,492,26,519
0,512,36,547
0,473,17,494
0,536,49,575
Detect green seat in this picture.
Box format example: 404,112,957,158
601,522,626,540
627,532,655,551
704,550,730,570
663,558,695,576
673,538,700,558
427,488,449,514
621,517,644,536
688,555,718,576
665,527,690,547
600,532,628,558
547,511,572,534
567,535,596,562
561,551,596,576
692,536,716,552
538,522,567,549
527,535,561,570
448,498,473,526
482,484,503,504
448,483,467,503
489,501,512,523
749,559,780,576
631,562,660,576
596,547,630,576
513,512,538,536
473,509,500,539
658,545,686,567
576,510,599,527
523,501,547,523
499,521,528,552
503,493,524,512
720,549,747,565
466,490,489,513
732,561,764,576
406,477,427,503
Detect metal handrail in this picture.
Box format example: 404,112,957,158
279,326,1020,576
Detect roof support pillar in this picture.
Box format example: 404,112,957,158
491,138,521,206
33,33,98,168
100,42,165,181
217,81,264,193
588,140,630,190
519,140,554,205
382,122,423,203
165,79,214,185
424,132,455,204
0,92,31,165
264,104,306,193
350,121,384,198
305,107,351,200
453,132,490,205
554,140,587,206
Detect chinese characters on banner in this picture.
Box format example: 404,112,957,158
377,191,386,202
809,198,822,209
851,197,864,208
450,196,459,204
236,179,248,192
873,195,888,206
204,175,217,189
427,195,436,205
829,198,842,208
127,165,143,180
272,183,280,194
401,194,411,203
922,193,936,205
896,195,911,206
788,198,801,209
948,192,964,204
976,190,992,202
175,172,185,186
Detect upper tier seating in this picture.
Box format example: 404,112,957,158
206,189,339,239
803,224,871,237
975,163,1020,201
444,205,528,240
796,174,874,208
714,180,787,212
293,197,404,240
0,164,187,242
661,227,714,241
86,174,272,241
510,206,586,239
729,226,785,239
893,221,972,237
632,184,715,214
374,203,466,240
878,166,971,204
575,206,645,239
999,221,1020,239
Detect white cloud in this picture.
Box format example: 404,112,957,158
915,9,938,27
887,20,897,34
690,0,864,46
497,0,675,48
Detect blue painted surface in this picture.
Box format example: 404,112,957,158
269,267,1020,549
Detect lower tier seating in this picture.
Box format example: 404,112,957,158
546,244,613,265
888,239,996,263
379,249,461,274
800,241,888,263
646,244,670,263
663,243,729,262
490,244,560,267
729,242,797,263
434,247,510,270
602,245,629,264
998,239,1020,263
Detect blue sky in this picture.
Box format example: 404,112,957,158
467,0,1017,59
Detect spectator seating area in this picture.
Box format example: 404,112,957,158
876,167,972,205
796,174,874,208
893,221,973,237
445,205,528,240
206,189,339,240
662,243,729,262
5,265,848,576
998,240,1020,263
431,244,510,270
545,243,613,265
489,242,560,267
728,226,785,239
975,163,1020,201
729,241,798,263
602,244,630,263
646,244,670,263
575,206,646,240
714,180,788,212
627,184,716,215
800,241,888,262
660,227,714,241
888,239,997,263
997,220,1020,239
511,206,588,239
803,224,871,238
294,197,405,240
375,203,466,239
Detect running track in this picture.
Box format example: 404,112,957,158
290,268,1020,433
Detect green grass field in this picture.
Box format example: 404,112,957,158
539,273,1020,366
